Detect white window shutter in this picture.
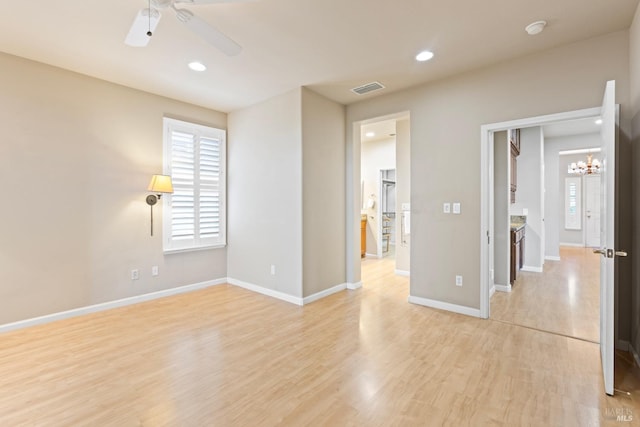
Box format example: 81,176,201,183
163,118,226,251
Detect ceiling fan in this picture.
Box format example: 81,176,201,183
125,0,251,56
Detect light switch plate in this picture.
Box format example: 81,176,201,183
453,202,461,214
443,203,451,214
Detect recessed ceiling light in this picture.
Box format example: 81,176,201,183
415,50,434,62
188,61,207,72
525,21,547,36
365,131,375,137
595,119,603,125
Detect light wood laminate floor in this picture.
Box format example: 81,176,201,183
0,256,638,426
491,246,600,342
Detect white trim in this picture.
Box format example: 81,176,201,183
616,340,629,351
630,344,640,368
365,252,377,258
408,295,481,318
0,278,226,334
303,283,347,305
347,281,363,290
521,265,543,273
480,106,602,321
489,285,496,298
559,242,585,247
227,278,303,306
395,269,410,277
494,284,512,293
163,244,226,255
545,255,561,261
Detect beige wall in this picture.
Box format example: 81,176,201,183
494,131,510,287
510,127,544,269
227,88,303,297
629,4,640,353
301,88,346,297
346,30,631,311
0,52,228,325
395,119,411,273
227,87,346,299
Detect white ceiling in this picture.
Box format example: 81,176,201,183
361,119,398,143
0,0,637,112
542,117,602,138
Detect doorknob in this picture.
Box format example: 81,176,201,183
594,248,629,258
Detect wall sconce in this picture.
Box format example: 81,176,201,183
146,174,173,236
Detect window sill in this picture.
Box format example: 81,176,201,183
163,244,226,255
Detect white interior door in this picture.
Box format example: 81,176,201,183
585,175,601,248
596,80,616,396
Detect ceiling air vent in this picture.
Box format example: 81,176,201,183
351,81,385,95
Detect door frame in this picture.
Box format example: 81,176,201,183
479,106,602,319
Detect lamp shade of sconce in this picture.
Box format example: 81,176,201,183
148,174,174,194
146,174,174,236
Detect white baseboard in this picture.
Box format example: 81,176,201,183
228,278,348,306
347,281,362,290
521,265,543,273
408,295,481,318
0,278,227,334
395,269,410,277
2,276,355,334
495,284,512,293
227,277,303,306
365,253,377,258
559,242,585,248
545,255,561,261
490,285,496,298
616,339,630,352
630,344,640,368
303,283,347,305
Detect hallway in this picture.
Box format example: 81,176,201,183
491,246,600,342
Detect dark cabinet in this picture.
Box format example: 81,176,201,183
509,129,520,204
510,226,525,284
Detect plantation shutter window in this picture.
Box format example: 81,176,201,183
163,118,226,252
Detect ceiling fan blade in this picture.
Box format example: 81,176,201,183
174,8,242,56
125,8,162,47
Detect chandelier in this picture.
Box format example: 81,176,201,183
568,153,601,175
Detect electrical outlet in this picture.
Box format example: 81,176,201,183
443,203,451,214
152,266,159,276
131,269,139,280
270,265,276,275
453,203,461,214
455,275,463,287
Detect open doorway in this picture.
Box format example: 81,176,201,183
490,116,600,343
489,117,603,343
359,114,410,279
480,80,619,395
